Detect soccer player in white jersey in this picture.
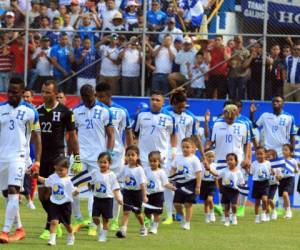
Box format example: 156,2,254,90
250,95,296,156
0,78,42,244
133,90,177,168
95,83,133,231
73,84,114,236
162,89,206,224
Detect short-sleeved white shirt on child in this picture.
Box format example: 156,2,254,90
120,165,147,191
218,168,245,190
145,168,169,194
45,173,76,205
251,160,271,181
90,170,120,198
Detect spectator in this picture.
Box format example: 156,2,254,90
46,17,62,46
243,42,263,100
265,44,285,99
283,43,300,102
187,51,208,98
119,36,142,96
168,36,196,89
74,13,100,46
207,35,230,99
227,39,234,52
32,36,53,93
56,90,67,104
96,34,121,95
1,11,18,40
282,45,291,59
39,16,51,36
151,34,176,94
0,36,13,92
171,37,183,73
158,17,183,45
147,0,167,31
228,35,250,100
70,0,80,26
58,5,68,25
29,1,40,25
101,0,120,31
62,13,75,43
48,1,60,22
10,34,35,80
31,3,49,29
128,11,144,34
124,0,139,27
50,33,74,94
75,37,98,95
179,0,204,31
105,12,127,32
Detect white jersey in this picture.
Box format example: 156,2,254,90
145,168,169,194
163,106,197,155
211,118,250,163
219,168,245,190
0,101,39,162
133,109,175,166
108,102,131,154
281,158,298,178
256,112,296,156
201,162,217,181
45,173,76,205
73,101,112,162
90,169,120,198
171,154,202,182
251,160,271,181
120,165,147,191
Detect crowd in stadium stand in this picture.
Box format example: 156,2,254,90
0,0,299,101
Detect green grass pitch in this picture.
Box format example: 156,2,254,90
0,199,299,250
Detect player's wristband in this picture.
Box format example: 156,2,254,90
108,149,115,158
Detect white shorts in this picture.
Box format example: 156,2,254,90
82,160,98,173
0,160,26,191
110,151,125,179
77,78,96,96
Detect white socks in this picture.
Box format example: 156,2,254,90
14,210,22,229
164,189,174,218
239,195,247,206
3,194,19,232
72,195,82,220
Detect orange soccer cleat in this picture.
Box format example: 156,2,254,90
8,228,26,242
0,232,9,244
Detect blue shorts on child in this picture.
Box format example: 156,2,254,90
49,201,72,225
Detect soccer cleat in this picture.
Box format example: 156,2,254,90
27,201,36,210
175,213,183,222
162,217,173,225
56,224,63,238
0,232,9,244
140,227,148,236
144,216,151,228
88,225,97,236
231,215,238,225
73,218,89,232
214,205,223,216
8,228,26,242
109,218,119,231
236,206,245,217
48,239,56,246
116,230,126,238
149,225,157,235
39,229,50,240
210,212,216,222
276,208,284,216
271,210,278,220
67,234,75,245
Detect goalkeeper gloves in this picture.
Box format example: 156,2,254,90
71,154,83,174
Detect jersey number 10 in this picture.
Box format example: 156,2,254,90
225,134,233,143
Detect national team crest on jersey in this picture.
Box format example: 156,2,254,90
125,176,137,189
52,184,65,200
178,165,189,175
52,111,61,122
95,183,107,193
